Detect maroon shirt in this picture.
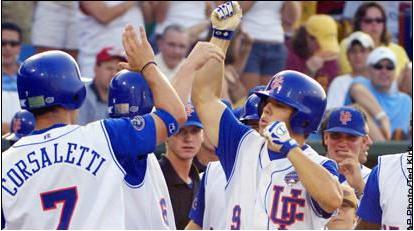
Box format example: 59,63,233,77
285,43,339,91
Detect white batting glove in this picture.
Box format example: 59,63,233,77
263,121,298,157
211,1,242,40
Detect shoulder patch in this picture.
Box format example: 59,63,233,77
131,116,145,131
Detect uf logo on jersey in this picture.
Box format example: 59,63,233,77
269,185,305,229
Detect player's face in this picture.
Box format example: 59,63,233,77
259,98,293,134
167,125,204,160
326,202,356,229
1,29,21,66
324,132,364,163
94,59,122,93
159,30,190,69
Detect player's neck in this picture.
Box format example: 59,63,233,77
165,152,193,184
35,108,76,130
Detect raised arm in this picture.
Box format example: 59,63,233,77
120,25,186,145
191,1,243,146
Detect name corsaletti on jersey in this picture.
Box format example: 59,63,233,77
2,142,107,196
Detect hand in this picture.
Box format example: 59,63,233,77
306,55,324,75
378,116,391,141
185,42,225,71
211,1,243,31
338,156,365,194
119,25,155,72
263,121,297,154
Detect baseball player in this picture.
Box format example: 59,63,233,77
107,69,176,229
1,25,187,229
322,106,372,197
2,110,36,152
355,151,412,229
186,92,262,230
191,2,342,229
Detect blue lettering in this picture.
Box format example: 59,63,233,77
15,160,32,180
76,146,90,166
92,157,106,176
1,178,17,196
86,150,99,172
41,147,52,168
7,169,23,188
54,143,63,163
27,151,40,174
65,143,77,164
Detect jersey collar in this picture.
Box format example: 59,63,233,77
31,123,68,135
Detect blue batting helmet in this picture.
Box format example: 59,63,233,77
108,70,154,118
5,110,35,141
17,51,87,111
255,70,327,135
239,94,261,123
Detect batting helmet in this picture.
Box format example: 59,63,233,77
254,70,327,135
17,51,87,111
239,94,261,123
5,110,35,141
108,70,154,118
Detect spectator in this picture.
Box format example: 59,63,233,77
31,2,79,59
397,61,412,96
1,1,34,44
345,47,412,140
285,14,340,92
327,31,374,110
77,47,126,125
159,103,203,230
240,1,301,91
151,2,209,52
77,1,145,78
338,2,410,78
155,25,191,81
2,22,23,134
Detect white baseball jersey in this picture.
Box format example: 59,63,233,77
2,116,175,229
189,161,226,229
215,108,339,230
357,152,411,229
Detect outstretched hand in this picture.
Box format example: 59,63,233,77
211,1,242,31
119,25,155,72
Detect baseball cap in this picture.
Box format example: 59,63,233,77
305,14,340,53
366,46,396,66
325,106,367,136
5,110,36,141
345,31,374,50
183,103,203,128
341,184,358,209
96,47,126,65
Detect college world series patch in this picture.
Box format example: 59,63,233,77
131,115,145,131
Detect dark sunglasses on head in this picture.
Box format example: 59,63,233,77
2,40,20,47
362,17,385,24
372,63,395,71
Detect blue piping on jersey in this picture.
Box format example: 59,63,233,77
258,143,266,169
264,165,294,229
225,129,255,190
12,125,81,148
204,163,212,186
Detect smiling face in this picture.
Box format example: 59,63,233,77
258,97,294,134
369,59,396,92
324,132,365,163
167,125,204,160
2,29,21,66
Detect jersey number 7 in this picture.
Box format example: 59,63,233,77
40,186,78,229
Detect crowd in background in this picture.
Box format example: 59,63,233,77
2,1,412,141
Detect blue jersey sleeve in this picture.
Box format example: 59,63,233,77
309,160,339,218
188,173,206,227
215,107,251,180
102,114,156,159
357,165,382,224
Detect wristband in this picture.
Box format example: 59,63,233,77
280,139,298,157
212,28,234,40
154,108,179,137
141,61,157,73
375,111,386,122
